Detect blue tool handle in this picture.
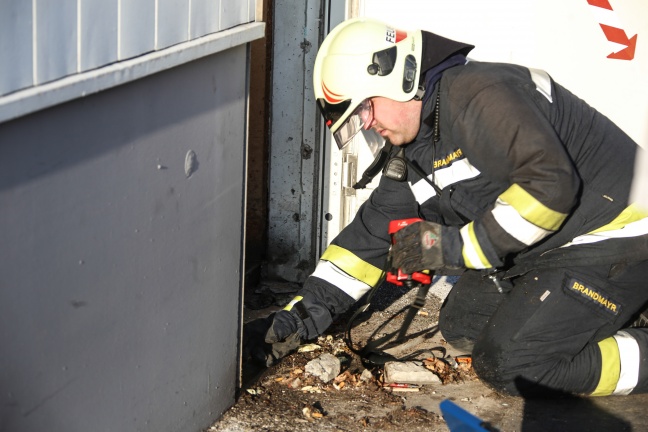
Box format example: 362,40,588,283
439,399,499,432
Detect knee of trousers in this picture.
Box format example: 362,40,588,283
438,297,469,346
471,339,522,396
438,292,484,352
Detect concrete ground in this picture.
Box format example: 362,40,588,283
212,276,648,431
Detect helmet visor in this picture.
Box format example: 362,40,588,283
318,98,373,149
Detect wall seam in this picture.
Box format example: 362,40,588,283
77,0,81,72
32,0,37,84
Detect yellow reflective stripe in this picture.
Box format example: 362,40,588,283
320,244,383,286
283,296,303,312
592,337,621,396
499,184,568,231
460,222,492,269
590,204,648,234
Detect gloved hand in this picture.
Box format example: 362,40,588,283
391,221,445,273
243,310,304,367
244,284,347,366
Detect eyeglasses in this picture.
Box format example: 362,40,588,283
357,98,374,130
317,97,375,149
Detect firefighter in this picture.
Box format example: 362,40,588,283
247,17,648,396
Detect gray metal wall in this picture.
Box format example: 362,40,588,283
0,45,248,432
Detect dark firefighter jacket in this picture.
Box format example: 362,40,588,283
290,35,648,339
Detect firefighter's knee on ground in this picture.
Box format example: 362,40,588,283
438,307,476,353
471,342,561,397
471,339,520,396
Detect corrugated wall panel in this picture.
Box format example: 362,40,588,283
221,0,248,30
157,0,190,49
0,1,33,95
34,0,78,84
249,0,256,22
119,0,156,60
2,0,254,97
79,0,118,71
191,0,221,39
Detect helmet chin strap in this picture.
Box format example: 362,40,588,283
413,84,426,101
353,141,394,190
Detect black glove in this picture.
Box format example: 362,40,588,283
243,282,355,366
243,310,305,367
391,221,445,273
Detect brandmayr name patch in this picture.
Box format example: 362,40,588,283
566,277,621,317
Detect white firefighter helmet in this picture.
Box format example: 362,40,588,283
313,18,423,149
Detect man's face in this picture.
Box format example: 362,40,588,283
363,97,422,146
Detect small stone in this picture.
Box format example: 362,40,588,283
360,369,374,382
298,343,321,353
305,353,341,383
384,361,442,385
300,386,322,393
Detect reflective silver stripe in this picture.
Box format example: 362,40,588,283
435,158,481,189
408,158,481,204
561,217,648,248
491,198,553,245
410,176,437,203
612,331,640,395
311,260,372,301
528,68,553,102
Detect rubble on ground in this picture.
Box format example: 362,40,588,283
214,278,648,431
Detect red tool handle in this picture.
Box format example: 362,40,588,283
388,218,424,235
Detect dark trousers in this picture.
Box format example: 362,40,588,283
438,260,648,396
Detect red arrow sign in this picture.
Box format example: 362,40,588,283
587,0,612,8
600,24,638,60
587,0,638,60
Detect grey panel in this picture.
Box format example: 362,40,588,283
191,0,220,38
0,0,33,96
0,46,248,432
157,0,190,49
35,0,78,84
120,0,156,59
79,0,118,71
